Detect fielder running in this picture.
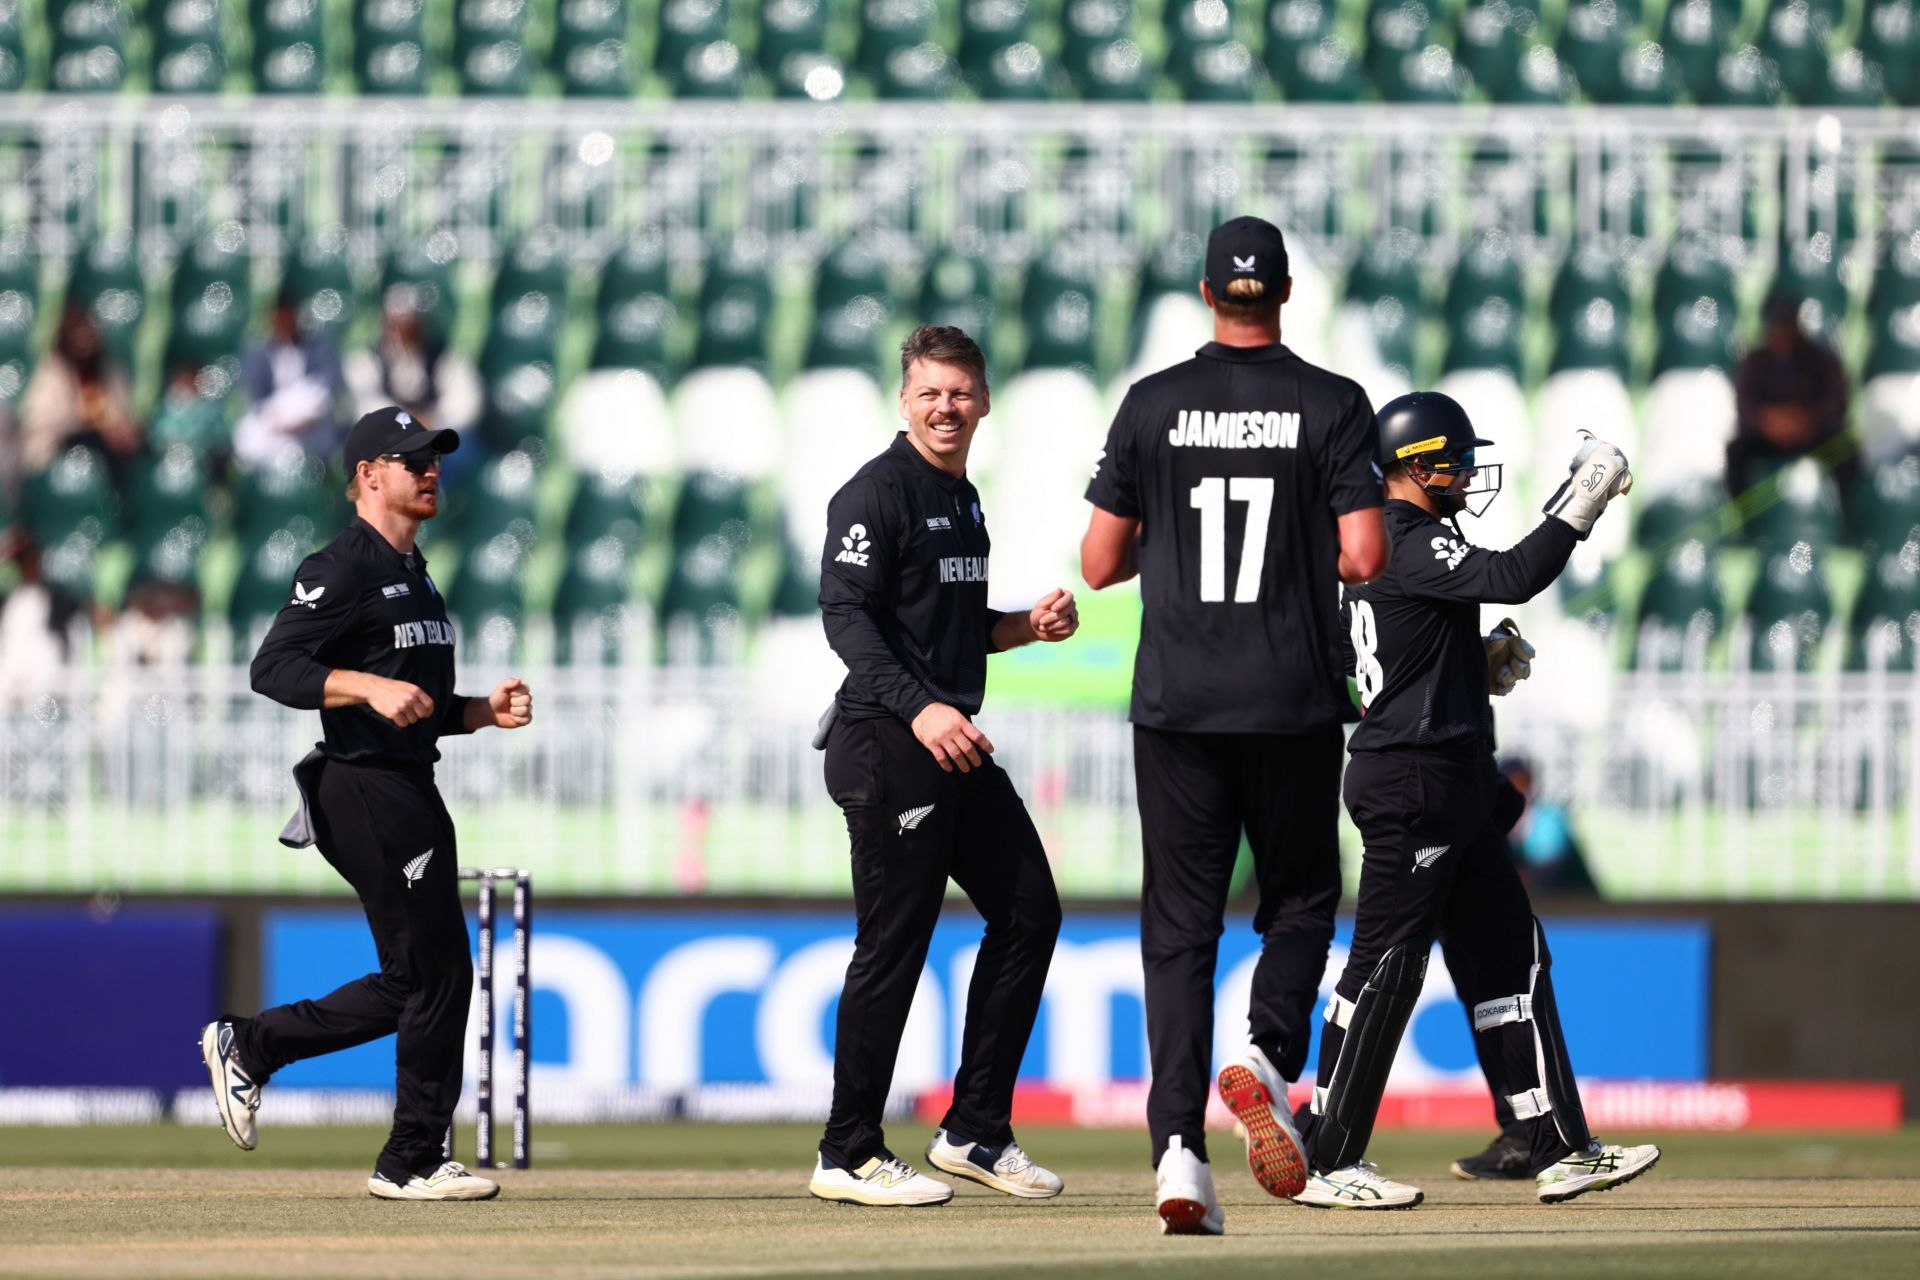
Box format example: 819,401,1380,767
1298,390,1661,1207
199,406,534,1201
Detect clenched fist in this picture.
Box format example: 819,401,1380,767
487,677,533,729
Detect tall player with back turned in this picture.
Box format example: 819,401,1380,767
1081,217,1389,1234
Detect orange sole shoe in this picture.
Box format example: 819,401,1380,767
1215,1063,1308,1199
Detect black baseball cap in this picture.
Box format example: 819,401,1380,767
1204,216,1290,295
343,405,460,472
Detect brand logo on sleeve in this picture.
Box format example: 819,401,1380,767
291,582,326,608
834,523,872,567
1168,410,1301,449
381,583,411,598
1431,536,1470,571
925,516,952,531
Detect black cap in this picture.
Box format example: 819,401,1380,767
1204,216,1289,296
342,405,460,473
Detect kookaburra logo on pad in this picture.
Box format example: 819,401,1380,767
835,524,871,567
1233,255,1256,272
291,582,325,608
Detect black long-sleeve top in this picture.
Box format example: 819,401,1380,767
820,432,1005,725
250,516,474,766
1341,499,1576,753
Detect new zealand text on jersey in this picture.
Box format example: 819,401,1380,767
938,556,989,584
393,619,455,649
1168,409,1302,449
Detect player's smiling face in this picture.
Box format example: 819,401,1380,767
901,358,989,474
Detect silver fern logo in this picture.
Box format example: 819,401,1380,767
896,805,935,834
1412,844,1450,871
402,848,434,888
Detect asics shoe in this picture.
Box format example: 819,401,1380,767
1154,1135,1225,1236
1293,1161,1424,1210
809,1154,954,1207
1536,1140,1661,1204
1451,1130,1533,1180
367,1161,500,1201
198,1021,261,1151
925,1129,1063,1199
1215,1050,1308,1199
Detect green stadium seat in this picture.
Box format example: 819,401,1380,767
1661,0,1740,101
1165,0,1234,63
1606,39,1679,104
659,528,747,666
228,528,311,647
21,443,118,547
1746,541,1832,672
251,0,326,92
354,0,428,94
168,221,252,370
1021,252,1100,372
919,248,995,336
1813,49,1888,107
1759,0,1832,103
1072,37,1152,98
1847,532,1920,671
1065,0,1133,83
876,39,959,97
592,230,680,382
1741,457,1844,552
1341,232,1424,377
1652,238,1738,375
281,226,357,339
1778,158,1860,249
126,443,212,544
1276,32,1362,100
673,38,747,96
555,0,633,97
565,465,651,554
0,232,35,406
1364,0,1464,102
1864,300,1920,383
1852,453,1920,555
150,0,227,93
808,239,896,371
1557,1,1621,100
381,237,459,342
858,0,940,81
971,38,1054,99
658,0,728,74
1633,537,1723,670
1864,0,1920,104
0,0,24,91
49,0,128,92
233,444,331,546
765,535,820,620
1549,240,1629,330
691,236,773,371
451,447,540,547
1503,44,1576,104
453,532,528,663
66,233,145,367
1173,39,1257,100
1771,234,1848,346
1704,44,1785,107
1636,475,1732,551
457,0,531,95
1455,1,1525,100
761,0,840,98
553,534,640,665
1869,230,1920,327
961,0,1033,79
1444,231,1523,330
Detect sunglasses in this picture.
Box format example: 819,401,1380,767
379,452,441,475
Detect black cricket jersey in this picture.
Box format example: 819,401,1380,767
1342,500,1577,754
1085,342,1383,733
821,432,1004,724
250,516,475,765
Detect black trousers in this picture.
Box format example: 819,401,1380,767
1306,746,1573,1172
233,759,472,1182
1134,723,1344,1166
819,714,1062,1170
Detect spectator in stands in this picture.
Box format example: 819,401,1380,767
18,304,138,478
232,288,345,468
150,360,231,461
344,284,481,445
1499,757,1598,897
0,538,80,699
1727,291,1856,508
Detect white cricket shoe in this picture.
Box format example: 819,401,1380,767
1155,1135,1224,1235
367,1161,500,1201
198,1021,261,1151
1215,1050,1308,1199
1293,1161,1424,1209
925,1129,1064,1199
809,1155,954,1207
1536,1140,1661,1204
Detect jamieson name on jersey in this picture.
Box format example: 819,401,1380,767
1168,409,1303,450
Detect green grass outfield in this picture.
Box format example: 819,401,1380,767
1,1125,1917,1279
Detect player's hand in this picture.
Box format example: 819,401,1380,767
367,677,435,727
1543,430,1632,538
488,677,533,729
911,702,995,773
1030,588,1079,642
1484,618,1536,697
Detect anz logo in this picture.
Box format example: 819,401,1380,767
834,523,872,568
1430,535,1470,572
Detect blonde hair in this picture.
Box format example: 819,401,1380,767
1213,275,1280,322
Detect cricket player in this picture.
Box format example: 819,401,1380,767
1298,390,1661,1207
199,406,533,1201
1080,215,1389,1234
808,325,1078,1206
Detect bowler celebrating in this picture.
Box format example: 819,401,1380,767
199,406,533,1201
809,326,1078,1207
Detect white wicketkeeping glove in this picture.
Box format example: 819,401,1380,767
1542,430,1633,539
1485,617,1535,697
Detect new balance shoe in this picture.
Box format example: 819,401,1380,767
1451,1130,1533,1180
1215,1050,1308,1199
1154,1135,1224,1235
198,1020,261,1151
925,1129,1064,1199
1292,1161,1424,1210
809,1154,954,1206
367,1161,500,1201
1536,1140,1661,1204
